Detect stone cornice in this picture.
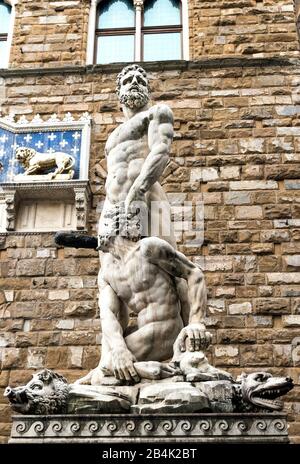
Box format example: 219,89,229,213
8,413,290,443
1,56,300,78
0,180,91,232
0,180,91,191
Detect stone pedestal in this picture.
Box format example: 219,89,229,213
9,413,289,443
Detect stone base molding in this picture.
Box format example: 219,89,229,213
9,413,289,444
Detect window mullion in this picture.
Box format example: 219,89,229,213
88,0,98,65
133,0,143,61
181,0,189,60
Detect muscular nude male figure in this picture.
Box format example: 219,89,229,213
98,63,173,240
79,232,211,385
84,64,211,385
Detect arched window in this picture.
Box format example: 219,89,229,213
88,0,189,65
95,0,135,64
0,1,12,68
0,0,16,68
142,0,182,61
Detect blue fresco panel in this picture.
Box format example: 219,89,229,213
0,128,15,182
0,127,82,182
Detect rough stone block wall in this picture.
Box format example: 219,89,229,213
0,0,299,446
189,0,300,59
10,0,90,68
0,60,300,442
8,0,300,68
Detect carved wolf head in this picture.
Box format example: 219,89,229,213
237,372,294,411
4,369,69,415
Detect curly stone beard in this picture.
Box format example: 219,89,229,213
119,88,149,110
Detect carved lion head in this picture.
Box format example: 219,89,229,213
15,147,35,166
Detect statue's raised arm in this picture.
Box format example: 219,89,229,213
5,64,294,423
124,103,174,213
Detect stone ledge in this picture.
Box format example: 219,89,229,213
1,56,300,78
9,413,289,443
0,180,91,232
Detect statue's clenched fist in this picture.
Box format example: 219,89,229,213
174,323,212,353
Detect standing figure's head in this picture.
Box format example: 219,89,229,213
116,64,150,110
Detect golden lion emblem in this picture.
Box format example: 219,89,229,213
15,147,75,179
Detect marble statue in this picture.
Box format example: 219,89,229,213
5,65,294,423
76,232,213,386
15,146,75,179
52,65,294,405
78,63,212,386
4,368,293,415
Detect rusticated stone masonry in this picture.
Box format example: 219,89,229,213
10,0,91,68
0,58,300,443
0,0,299,446
190,0,300,58
7,0,300,68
